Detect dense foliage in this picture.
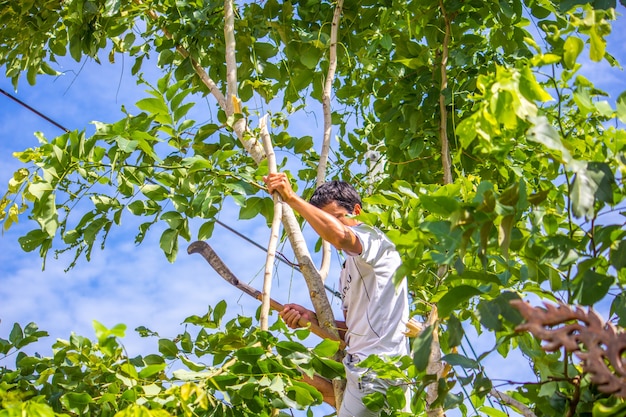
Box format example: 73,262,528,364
2,0,626,416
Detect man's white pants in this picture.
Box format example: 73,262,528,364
338,354,411,417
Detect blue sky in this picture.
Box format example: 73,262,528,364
1,5,626,416
0,52,341,347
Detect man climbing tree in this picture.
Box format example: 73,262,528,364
264,172,411,416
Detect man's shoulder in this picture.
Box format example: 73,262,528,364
351,223,391,241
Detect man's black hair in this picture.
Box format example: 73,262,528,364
309,180,362,212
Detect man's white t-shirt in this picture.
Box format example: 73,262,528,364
339,223,409,359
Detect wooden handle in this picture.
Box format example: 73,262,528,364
188,241,344,347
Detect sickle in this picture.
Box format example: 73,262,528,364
187,241,344,347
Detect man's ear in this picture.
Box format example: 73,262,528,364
352,204,362,215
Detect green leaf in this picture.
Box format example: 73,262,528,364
276,340,308,357
589,24,606,62
571,162,614,220
23,401,57,417
239,382,257,399
454,271,501,285
437,285,483,318
9,323,23,346
93,320,126,343
180,331,193,353
478,405,510,417
60,392,93,414
610,241,626,270
571,164,596,219
28,182,53,199
447,314,464,347
239,197,270,220
294,136,314,154
17,229,50,252
312,338,340,357
138,363,166,379
386,385,407,410
120,362,139,378
520,66,553,102
362,392,385,412
161,211,184,229
442,353,479,369
563,36,584,69
474,372,493,398
136,97,170,117
610,293,626,327
127,200,146,215
617,92,626,123
198,221,215,240
141,184,168,201
411,325,433,372
526,116,572,163
287,381,322,406
593,400,626,417
310,356,344,379
180,356,206,372
235,346,265,362
575,270,613,305
420,195,460,216
159,228,178,262
213,300,227,323
478,300,502,331
158,338,179,359
0,337,10,354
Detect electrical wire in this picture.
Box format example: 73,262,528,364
0,87,69,133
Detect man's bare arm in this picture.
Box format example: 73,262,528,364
264,173,362,254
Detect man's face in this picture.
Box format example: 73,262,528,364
320,201,361,226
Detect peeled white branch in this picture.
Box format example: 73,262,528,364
317,0,344,282
490,389,537,417
425,306,445,417
259,115,282,331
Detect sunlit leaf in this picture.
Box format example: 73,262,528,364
617,92,626,123
563,36,584,69
443,353,479,369
138,363,166,379
526,116,572,163
312,338,340,357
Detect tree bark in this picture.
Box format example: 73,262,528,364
438,0,453,185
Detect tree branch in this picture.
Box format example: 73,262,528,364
223,0,265,164
425,3,454,415
224,0,237,114
425,305,445,417
136,0,266,163
438,0,453,185
490,389,537,417
316,0,344,282
259,115,282,331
